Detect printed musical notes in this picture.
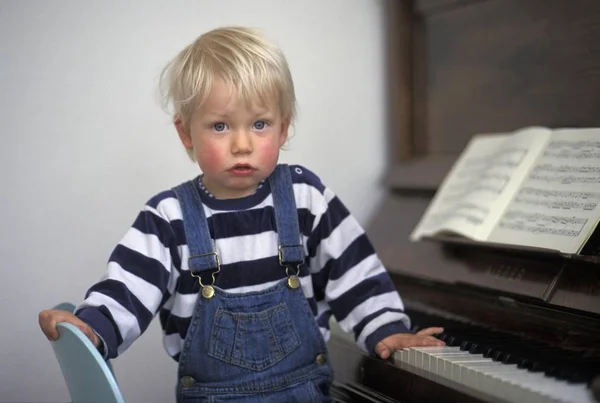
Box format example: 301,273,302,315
411,128,545,242
411,126,600,254
489,129,600,253
513,188,599,211
543,139,600,159
532,164,600,174
498,210,587,237
529,174,600,185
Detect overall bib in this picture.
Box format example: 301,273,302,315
172,165,334,403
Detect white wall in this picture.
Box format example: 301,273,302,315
0,1,388,402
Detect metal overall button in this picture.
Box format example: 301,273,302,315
287,275,300,289
189,252,220,299
180,376,195,387
201,285,215,299
316,353,327,365
285,264,301,289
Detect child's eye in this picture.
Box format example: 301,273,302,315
213,122,227,132
253,120,267,130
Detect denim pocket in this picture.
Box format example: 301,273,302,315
208,302,300,371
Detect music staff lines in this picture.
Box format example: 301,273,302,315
461,148,527,170
528,174,600,185
498,211,588,237
545,140,600,150
427,202,487,226
542,139,600,159
532,164,600,174
514,187,600,211
442,176,510,199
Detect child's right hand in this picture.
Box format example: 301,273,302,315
38,309,100,347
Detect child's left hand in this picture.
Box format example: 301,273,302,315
375,327,445,359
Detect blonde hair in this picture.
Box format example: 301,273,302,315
159,26,296,160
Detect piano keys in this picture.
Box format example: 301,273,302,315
394,346,595,403
329,299,600,403
396,305,598,403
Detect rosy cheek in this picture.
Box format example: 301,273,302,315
197,143,224,173
255,142,280,165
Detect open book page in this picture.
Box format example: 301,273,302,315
410,127,551,242
488,128,600,254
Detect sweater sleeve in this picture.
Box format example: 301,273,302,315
302,169,412,356
74,193,179,359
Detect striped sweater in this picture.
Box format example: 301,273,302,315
75,164,410,361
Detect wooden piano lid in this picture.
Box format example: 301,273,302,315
372,0,600,316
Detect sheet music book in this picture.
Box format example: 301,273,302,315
410,126,600,255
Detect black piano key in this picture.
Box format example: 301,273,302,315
407,308,599,384
590,375,600,401
437,326,503,350
520,348,583,376
487,341,519,361
437,332,449,342
494,342,550,365
566,358,600,384
538,352,591,381
516,348,559,372
468,335,519,358
447,335,461,347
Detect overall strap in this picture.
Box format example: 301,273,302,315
269,165,305,266
172,179,219,276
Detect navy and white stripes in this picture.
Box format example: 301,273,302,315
76,164,410,360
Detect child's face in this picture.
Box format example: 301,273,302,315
176,79,289,199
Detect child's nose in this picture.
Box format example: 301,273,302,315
231,130,253,154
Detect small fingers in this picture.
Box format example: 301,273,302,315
419,336,445,347
415,327,444,337
379,333,445,355
38,309,97,345
38,310,60,341
80,326,100,347
375,341,391,360
398,336,445,348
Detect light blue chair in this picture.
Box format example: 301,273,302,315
50,302,125,403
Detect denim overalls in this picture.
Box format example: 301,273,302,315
172,165,334,403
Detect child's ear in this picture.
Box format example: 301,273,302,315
279,118,290,147
174,116,193,150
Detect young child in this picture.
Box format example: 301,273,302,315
39,26,444,402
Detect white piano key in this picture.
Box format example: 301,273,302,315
444,354,488,362
446,357,491,382
485,370,552,403
414,349,424,368
491,372,565,403
396,349,410,372
462,366,491,390
398,348,410,363
411,346,462,354
391,347,596,403
476,365,521,400
435,354,479,380
408,348,418,366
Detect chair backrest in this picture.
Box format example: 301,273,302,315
50,302,124,403
54,302,77,312
51,322,125,403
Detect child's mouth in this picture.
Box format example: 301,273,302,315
229,164,256,176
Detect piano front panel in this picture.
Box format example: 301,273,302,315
407,0,600,157
550,261,600,316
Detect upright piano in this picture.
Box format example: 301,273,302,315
327,1,600,402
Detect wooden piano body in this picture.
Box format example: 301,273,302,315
327,1,600,402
